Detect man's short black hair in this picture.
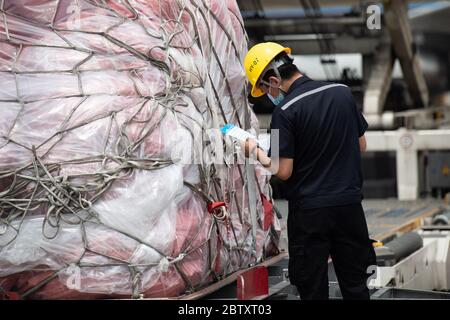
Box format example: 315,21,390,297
261,52,299,82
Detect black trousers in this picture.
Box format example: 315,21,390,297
287,203,377,300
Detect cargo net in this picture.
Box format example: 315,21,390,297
0,0,281,299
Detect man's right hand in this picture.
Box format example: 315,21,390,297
243,138,258,157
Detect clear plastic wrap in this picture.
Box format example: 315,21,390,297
0,0,281,299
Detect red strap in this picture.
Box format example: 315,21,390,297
1,292,21,300
207,201,226,213
261,193,274,231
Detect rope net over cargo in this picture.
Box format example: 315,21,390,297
0,0,281,299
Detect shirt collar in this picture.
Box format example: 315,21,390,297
286,75,312,95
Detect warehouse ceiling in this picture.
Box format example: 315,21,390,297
236,0,450,54
237,0,443,14
237,0,381,55
237,1,450,114
410,2,450,34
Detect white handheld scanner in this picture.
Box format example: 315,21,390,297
220,124,258,143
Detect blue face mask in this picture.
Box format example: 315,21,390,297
268,91,285,106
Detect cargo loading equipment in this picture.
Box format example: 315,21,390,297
146,199,450,300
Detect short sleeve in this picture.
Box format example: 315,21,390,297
354,102,368,137
269,110,295,158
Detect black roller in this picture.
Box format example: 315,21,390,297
432,212,450,225
384,232,423,263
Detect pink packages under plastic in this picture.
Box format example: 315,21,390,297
0,0,281,299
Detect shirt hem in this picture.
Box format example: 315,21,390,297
288,193,363,210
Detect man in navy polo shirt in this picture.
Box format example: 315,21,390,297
243,42,376,300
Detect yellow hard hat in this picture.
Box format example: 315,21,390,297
244,42,292,97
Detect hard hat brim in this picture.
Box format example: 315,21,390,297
249,47,292,98
251,86,265,98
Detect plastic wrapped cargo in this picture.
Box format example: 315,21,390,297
0,0,281,299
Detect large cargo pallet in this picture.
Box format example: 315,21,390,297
140,253,289,300
142,199,447,300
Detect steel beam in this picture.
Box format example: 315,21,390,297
269,36,380,54
363,41,395,114
243,0,431,10
384,0,429,108
244,16,366,28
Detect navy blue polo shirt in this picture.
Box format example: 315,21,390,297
269,75,368,210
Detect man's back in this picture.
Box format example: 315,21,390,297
270,75,368,210
243,42,374,300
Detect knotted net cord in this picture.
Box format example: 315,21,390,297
0,0,277,298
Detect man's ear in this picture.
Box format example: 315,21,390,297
268,76,280,87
